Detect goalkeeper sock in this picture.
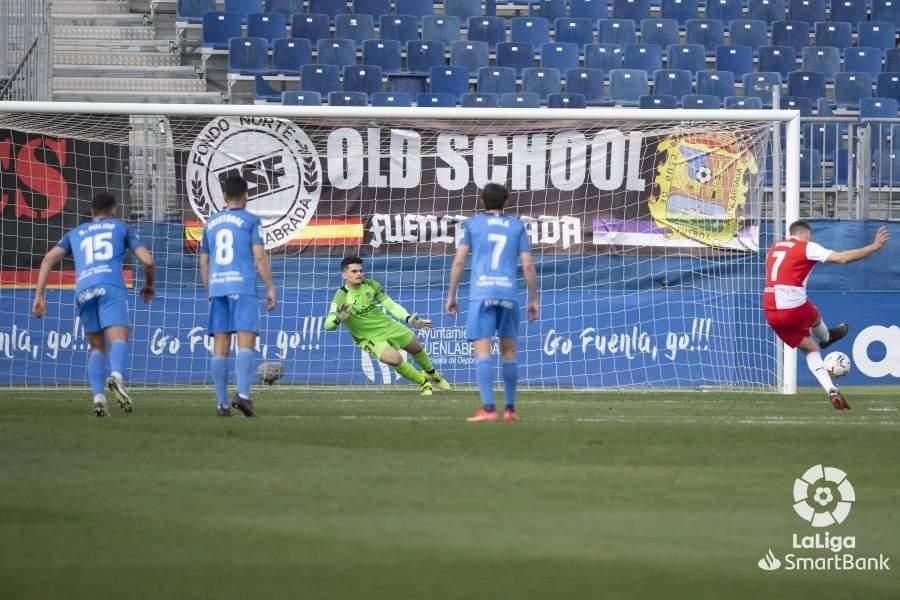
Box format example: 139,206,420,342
501,359,517,410
812,320,829,343
475,357,495,411
87,350,106,395
235,349,254,399
411,349,435,373
806,351,836,392
394,361,425,384
211,356,228,407
109,340,128,382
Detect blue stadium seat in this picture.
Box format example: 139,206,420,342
224,0,263,22
624,44,662,76
548,92,588,107
788,0,825,25
177,0,215,24
541,42,580,73
749,0,787,25
201,12,241,49
380,15,419,43
396,0,434,20
329,91,368,106
801,46,839,82
614,0,650,22
429,66,469,98
501,92,542,108
461,93,502,107
422,16,461,44
555,18,595,48
585,44,624,72
716,45,754,78
290,13,329,45
598,20,637,46
407,41,445,74
861,97,900,151
253,76,282,102
872,150,900,186
477,67,517,95
417,92,457,106
781,95,814,115
610,69,648,105
876,72,900,102
300,64,340,96
308,0,347,21
805,103,842,157
815,22,852,49
335,14,374,49
682,94,720,108
798,149,825,185
772,21,810,53
760,46,798,79
859,22,897,50
387,73,428,97
371,92,412,106
318,38,356,68
743,72,783,107
685,20,724,55
282,90,322,105
668,45,706,75
272,38,311,74
351,0,391,19
522,67,562,100
363,40,402,73
661,0,699,24
640,19,679,48
467,16,506,49
707,0,743,24
887,49,900,73
696,70,735,99
725,96,764,109
443,0,483,20
835,72,873,108
728,20,768,52
450,40,489,73
571,0,608,20
247,12,286,47
844,48,884,77
653,69,693,99
229,38,269,75
639,94,677,108
343,65,383,95
497,42,535,73
787,71,826,102
565,68,607,104
830,0,867,30
511,17,551,45
531,0,569,20
873,0,900,26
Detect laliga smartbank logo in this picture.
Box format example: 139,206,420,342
757,465,891,573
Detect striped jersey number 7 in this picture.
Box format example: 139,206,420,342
770,250,786,281
487,233,507,270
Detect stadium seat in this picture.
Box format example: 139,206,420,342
772,21,810,53
308,0,347,21
728,20,768,52
661,0,699,25
253,76,282,102
522,67,562,100
450,40,489,73
335,14,374,49
873,0,900,26
789,0,826,25
247,12,286,48
861,98,900,152
229,38,269,75
798,150,825,185
417,92,457,106
831,0,867,30
872,150,900,186
859,22,897,50
610,69,649,105
835,72,873,108
540,43,580,73
788,71,826,102
844,48,884,78
749,0,787,25
707,0,743,24
422,16,461,45
408,41,445,74
467,17,506,49
682,94,721,108
343,65,383,95
565,68,607,105
653,69,693,99
329,91,368,106
497,42,535,73
371,92,412,106
461,92,502,107
806,101,842,157
282,90,322,105
614,0,651,22
501,92,542,108
667,45,706,75
177,0,215,24
532,0,569,20
300,64,340,96
801,46,839,82
387,73,428,97
272,38,311,75
477,67,517,95
290,13,329,45
363,40,402,74
743,72,783,107
716,45,754,78
876,73,900,102
624,44,662,76
224,0,263,22
396,0,434,20
548,92,588,107
815,22,852,49
556,19,595,48
781,95,814,115
317,38,356,68
696,70,735,100
443,0,483,20
571,0,608,20
887,49,900,73
201,12,241,49
429,66,469,98
760,46,798,79
351,0,391,19
639,94,677,108
725,95,764,109
640,19,679,49
598,20,637,46
380,15,419,44
685,20,725,55
511,17,551,45
585,44,624,73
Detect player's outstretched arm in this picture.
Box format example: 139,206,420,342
134,247,155,302
253,244,277,311
198,252,210,293
826,226,889,264
520,250,540,323
324,289,349,332
32,246,68,318
445,244,469,316
373,282,431,329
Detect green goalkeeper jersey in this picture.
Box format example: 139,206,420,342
323,279,410,343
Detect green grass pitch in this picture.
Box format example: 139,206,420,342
1,387,898,599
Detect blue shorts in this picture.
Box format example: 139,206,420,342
467,299,520,341
76,286,129,334
208,294,259,336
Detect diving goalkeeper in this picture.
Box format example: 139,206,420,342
324,256,451,395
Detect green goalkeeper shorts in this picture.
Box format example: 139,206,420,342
355,322,415,359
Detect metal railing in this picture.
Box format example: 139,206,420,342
0,0,52,101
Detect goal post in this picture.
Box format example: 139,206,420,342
0,101,801,392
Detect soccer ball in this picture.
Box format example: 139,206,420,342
695,166,713,183
824,352,851,378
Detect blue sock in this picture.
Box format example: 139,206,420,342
88,350,106,395
501,360,517,410
475,357,495,411
109,340,128,380
235,349,254,400
211,356,228,407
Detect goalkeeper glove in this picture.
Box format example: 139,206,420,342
336,304,352,323
406,313,432,330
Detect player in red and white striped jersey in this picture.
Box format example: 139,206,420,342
763,221,889,410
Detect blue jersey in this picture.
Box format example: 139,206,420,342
57,219,143,294
460,211,530,302
200,208,263,298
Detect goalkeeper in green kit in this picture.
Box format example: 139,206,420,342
324,256,452,395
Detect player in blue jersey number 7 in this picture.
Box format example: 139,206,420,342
199,176,277,417
32,192,156,417
445,184,539,422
